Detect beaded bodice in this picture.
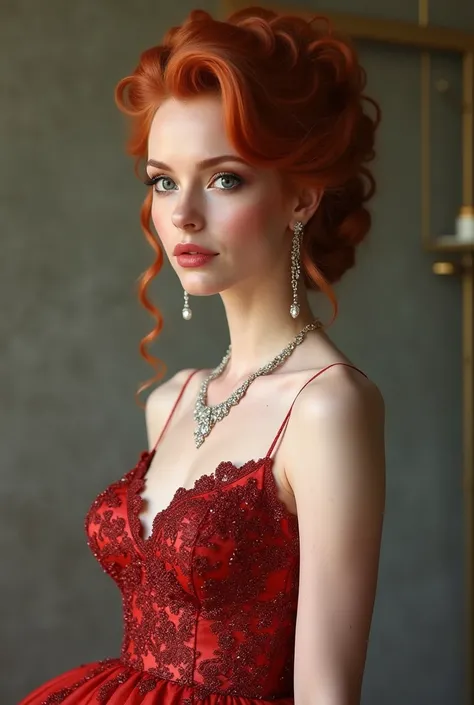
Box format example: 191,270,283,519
85,449,299,701
18,363,369,705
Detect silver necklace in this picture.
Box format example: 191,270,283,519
193,319,323,448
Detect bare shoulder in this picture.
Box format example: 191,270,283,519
284,363,385,489
145,368,198,449
146,368,197,410
289,325,385,422
296,362,384,420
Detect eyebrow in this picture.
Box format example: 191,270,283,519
146,155,250,170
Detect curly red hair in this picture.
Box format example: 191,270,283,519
115,6,381,403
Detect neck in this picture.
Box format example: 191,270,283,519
217,279,319,384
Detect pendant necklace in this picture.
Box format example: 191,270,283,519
193,319,323,448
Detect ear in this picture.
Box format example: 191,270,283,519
289,186,323,228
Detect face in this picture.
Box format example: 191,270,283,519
146,94,297,298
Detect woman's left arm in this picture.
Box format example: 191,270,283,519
286,368,386,705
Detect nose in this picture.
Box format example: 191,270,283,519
171,201,205,232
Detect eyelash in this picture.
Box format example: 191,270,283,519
143,171,243,193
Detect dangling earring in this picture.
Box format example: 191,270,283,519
290,221,304,319
182,289,192,320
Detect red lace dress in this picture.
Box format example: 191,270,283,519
19,363,365,705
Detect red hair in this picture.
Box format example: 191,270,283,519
115,6,381,404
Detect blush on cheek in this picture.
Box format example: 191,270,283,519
220,204,273,244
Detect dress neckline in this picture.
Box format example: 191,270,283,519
128,362,367,551
126,450,297,551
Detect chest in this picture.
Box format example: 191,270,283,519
85,452,299,585
141,397,298,539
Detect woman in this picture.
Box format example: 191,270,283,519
20,5,385,705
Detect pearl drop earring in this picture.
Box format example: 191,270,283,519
182,289,192,320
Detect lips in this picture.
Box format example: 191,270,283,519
173,243,218,256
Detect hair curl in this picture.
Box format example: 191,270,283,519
115,5,381,402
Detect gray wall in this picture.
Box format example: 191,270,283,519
1,1,471,703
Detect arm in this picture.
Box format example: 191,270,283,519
286,367,386,705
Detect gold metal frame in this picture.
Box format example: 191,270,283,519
221,2,474,703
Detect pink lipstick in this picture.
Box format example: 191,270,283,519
173,242,218,268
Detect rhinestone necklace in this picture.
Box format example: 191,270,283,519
193,319,323,448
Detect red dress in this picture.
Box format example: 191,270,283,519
19,363,365,705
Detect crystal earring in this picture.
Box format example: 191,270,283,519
290,221,304,318
182,289,192,320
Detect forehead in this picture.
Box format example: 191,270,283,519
148,95,231,157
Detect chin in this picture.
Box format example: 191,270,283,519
178,277,226,297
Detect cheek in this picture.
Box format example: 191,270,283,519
219,200,279,246
151,201,171,250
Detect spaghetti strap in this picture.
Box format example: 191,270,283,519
266,363,368,458
151,369,200,452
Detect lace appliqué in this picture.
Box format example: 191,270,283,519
42,450,300,703
123,452,298,699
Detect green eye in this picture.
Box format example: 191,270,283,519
211,172,242,190
144,175,176,192
143,171,243,193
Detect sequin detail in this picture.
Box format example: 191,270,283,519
25,450,299,704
